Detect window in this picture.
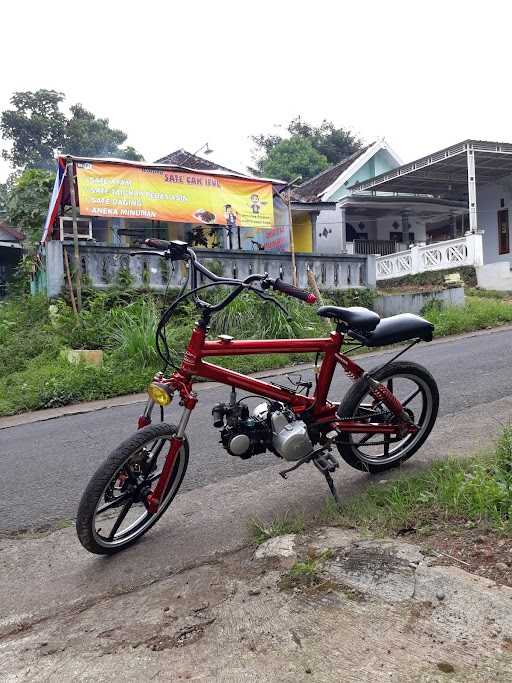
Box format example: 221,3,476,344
498,209,509,255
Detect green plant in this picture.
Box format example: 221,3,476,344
376,266,477,290
109,299,160,367
466,288,512,300
209,289,325,340
6,169,55,243
322,428,512,535
249,512,306,545
115,266,134,289
321,287,375,310
423,297,512,336
289,549,334,578
203,259,224,277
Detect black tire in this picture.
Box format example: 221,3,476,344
336,361,439,474
76,423,188,555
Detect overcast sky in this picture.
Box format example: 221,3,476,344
1,0,509,182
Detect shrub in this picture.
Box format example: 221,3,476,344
423,296,512,336
321,287,375,310
376,266,477,290
326,427,512,534
109,299,160,367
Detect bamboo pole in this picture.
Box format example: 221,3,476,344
63,247,78,320
66,157,82,311
307,268,331,332
285,189,298,286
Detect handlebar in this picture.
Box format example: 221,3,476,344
145,238,178,251
270,278,317,304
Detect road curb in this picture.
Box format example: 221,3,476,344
2,323,512,430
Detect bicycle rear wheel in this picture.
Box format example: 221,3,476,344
336,361,438,474
76,423,188,554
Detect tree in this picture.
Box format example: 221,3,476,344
258,137,329,182
0,182,8,219
64,104,144,160
251,116,362,181
6,169,55,243
0,90,66,171
0,90,143,173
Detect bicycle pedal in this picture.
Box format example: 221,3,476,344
313,452,339,474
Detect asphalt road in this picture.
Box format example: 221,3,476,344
2,327,512,533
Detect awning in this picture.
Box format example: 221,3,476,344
338,195,467,221
349,140,512,200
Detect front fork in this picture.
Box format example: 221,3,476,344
144,405,193,514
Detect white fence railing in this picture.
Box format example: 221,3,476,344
376,233,484,280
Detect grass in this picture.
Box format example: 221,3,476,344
250,427,512,554
422,295,512,336
249,512,306,545
288,549,334,578
0,287,329,416
322,427,512,536
466,287,512,300
2,284,512,417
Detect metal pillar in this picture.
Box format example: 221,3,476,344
467,147,478,232
401,210,410,245
339,206,346,252
449,210,457,239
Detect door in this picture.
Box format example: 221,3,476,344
498,209,509,255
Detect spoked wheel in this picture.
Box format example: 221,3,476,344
76,423,188,555
336,361,439,473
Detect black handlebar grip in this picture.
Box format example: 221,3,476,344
144,238,173,249
272,278,317,304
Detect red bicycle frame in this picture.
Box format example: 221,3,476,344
143,322,415,513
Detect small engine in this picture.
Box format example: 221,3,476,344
212,395,269,459
212,391,313,461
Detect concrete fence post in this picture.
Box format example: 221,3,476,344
46,241,64,298
410,245,421,275
365,254,377,288
465,231,484,267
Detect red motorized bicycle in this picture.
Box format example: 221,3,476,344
77,239,438,554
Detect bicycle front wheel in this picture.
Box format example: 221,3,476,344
76,423,188,555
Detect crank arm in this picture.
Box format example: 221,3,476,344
279,447,322,478
279,431,339,479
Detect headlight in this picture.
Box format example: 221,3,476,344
147,382,172,406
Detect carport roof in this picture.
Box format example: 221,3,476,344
338,195,467,220
349,140,512,200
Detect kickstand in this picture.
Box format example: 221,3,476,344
323,471,341,508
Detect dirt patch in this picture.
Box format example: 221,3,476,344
397,520,512,587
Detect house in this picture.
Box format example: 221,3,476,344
0,222,24,297
351,140,512,285
291,139,404,254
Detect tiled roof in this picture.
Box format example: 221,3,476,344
154,149,243,176
0,221,24,241
292,144,373,202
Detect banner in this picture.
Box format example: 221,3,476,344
76,161,274,229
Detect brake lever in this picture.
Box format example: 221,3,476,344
247,286,291,320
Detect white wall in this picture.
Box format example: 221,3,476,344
477,261,512,290
476,175,512,264
375,215,427,243
315,207,344,253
